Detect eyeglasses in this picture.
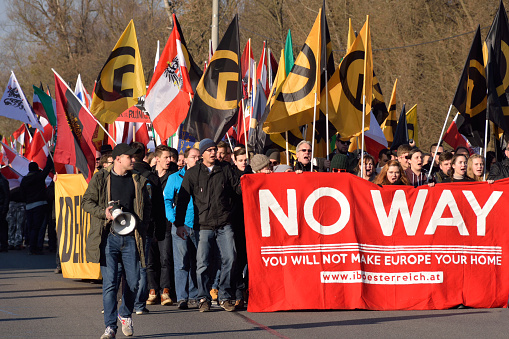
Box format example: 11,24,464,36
299,149,312,153
435,152,442,156
204,147,217,153
338,140,351,145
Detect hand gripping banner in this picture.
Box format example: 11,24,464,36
241,173,509,312
55,174,101,279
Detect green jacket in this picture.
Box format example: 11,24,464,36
81,166,151,267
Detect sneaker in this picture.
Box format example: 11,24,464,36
220,300,236,312
177,300,188,310
198,298,211,312
209,288,219,301
54,267,62,274
117,314,133,336
188,299,199,309
161,288,173,306
100,326,116,339
146,289,158,305
135,307,149,315
235,299,245,310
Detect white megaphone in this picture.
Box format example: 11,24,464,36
110,202,137,235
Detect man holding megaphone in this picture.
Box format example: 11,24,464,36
82,143,152,339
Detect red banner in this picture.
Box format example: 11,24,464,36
241,173,509,312
116,106,151,122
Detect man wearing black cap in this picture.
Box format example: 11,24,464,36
20,156,53,255
82,143,151,339
174,138,241,313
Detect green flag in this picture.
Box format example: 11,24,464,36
33,85,57,126
284,30,294,77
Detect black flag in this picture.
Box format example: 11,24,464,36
185,15,241,142
452,26,487,147
390,104,408,150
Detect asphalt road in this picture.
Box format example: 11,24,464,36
1,249,509,338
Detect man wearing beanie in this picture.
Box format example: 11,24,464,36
250,154,270,173
174,138,241,313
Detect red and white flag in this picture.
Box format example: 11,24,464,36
25,117,52,168
256,42,270,98
145,13,193,141
443,113,472,151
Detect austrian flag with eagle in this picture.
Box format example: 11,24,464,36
145,13,194,141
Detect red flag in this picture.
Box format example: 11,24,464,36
25,130,49,168
145,13,193,141
53,71,98,182
256,42,270,98
234,104,250,145
135,123,150,145
443,113,472,151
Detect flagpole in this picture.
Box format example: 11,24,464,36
268,47,273,89
483,108,489,181
225,132,234,153
285,130,289,165
325,68,330,162
427,104,453,180
241,99,249,160
361,95,365,178
247,39,252,101
52,69,117,145
311,92,318,172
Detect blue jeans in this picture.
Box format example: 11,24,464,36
196,225,236,301
172,225,199,301
134,236,152,312
101,233,140,332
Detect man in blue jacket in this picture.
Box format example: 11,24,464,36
164,147,200,310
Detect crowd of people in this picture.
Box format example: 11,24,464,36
1,134,508,339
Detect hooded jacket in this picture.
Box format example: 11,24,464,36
488,158,509,181
175,160,241,230
81,165,151,267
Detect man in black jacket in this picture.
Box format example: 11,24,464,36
175,138,241,313
488,145,509,181
20,156,52,255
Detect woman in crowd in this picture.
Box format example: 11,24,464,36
467,154,484,182
355,154,376,182
405,148,428,187
442,154,474,182
374,160,409,185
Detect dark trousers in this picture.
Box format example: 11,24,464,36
146,226,175,298
26,204,48,253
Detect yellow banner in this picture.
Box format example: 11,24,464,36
406,104,419,146
90,20,146,124
321,16,372,138
55,174,101,279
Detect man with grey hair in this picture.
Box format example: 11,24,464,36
294,141,332,172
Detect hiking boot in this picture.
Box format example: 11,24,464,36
117,314,133,336
146,289,158,305
161,288,173,305
198,298,211,312
100,326,116,339
220,300,236,312
235,299,245,310
177,300,188,310
209,288,219,301
135,307,149,315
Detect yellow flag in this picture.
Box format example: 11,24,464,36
321,16,372,138
381,79,398,146
268,50,302,154
90,20,146,124
347,18,356,51
406,104,418,146
263,10,321,134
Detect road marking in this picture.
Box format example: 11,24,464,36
234,312,290,338
0,309,19,316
